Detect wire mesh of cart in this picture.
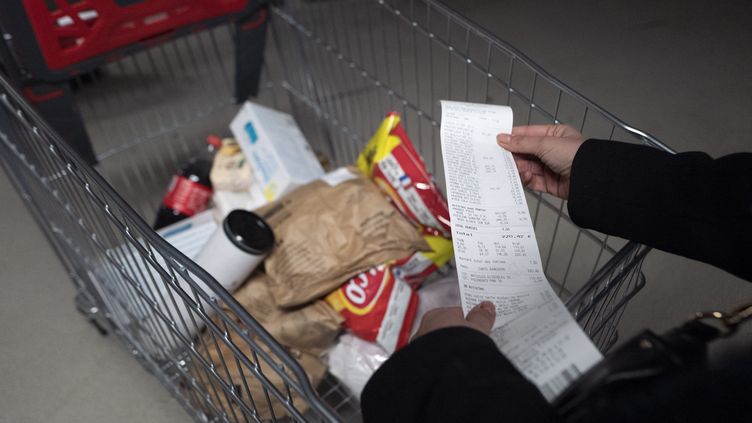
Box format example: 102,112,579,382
0,0,674,422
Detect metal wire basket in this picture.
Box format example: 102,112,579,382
0,0,673,422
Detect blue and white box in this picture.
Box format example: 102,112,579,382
230,101,325,202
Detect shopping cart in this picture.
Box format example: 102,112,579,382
0,0,674,422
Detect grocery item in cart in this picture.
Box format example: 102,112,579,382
230,100,325,202
210,137,254,192
410,276,462,337
358,113,451,238
111,210,271,349
259,172,428,307
200,332,327,420
325,264,418,353
210,137,268,219
327,333,389,398
157,209,218,259
105,211,216,347
392,234,454,288
198,272,336,420
193,210,275,293
153,135,222,229
231,272,343,354
212,190,267,221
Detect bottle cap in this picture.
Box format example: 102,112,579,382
206,135,223,149
219,137,241,156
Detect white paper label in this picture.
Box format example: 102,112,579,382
321,167,358,187
157,209,217,259
377,155,444,232
376,277,412,354
440,101,602,401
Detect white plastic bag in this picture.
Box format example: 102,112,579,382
411,275,461,337
327,334,389,398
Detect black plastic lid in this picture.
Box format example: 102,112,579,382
222,210,275,255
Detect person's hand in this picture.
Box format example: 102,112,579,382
411,301,496,341
497,125,585,200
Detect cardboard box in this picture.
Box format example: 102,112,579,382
230,101,324,201
157,209,217,259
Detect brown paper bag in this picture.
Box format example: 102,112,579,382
193,273,336,420
199,333,327,420
258,172,428,307
232,272,343,355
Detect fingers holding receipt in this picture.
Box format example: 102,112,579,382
440,101,602,401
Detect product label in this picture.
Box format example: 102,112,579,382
321,167,358,187
393,252,433,279
392,252,435,288
338,265,391,316
375,275,413,353
162,175,212,217
376,155,445,233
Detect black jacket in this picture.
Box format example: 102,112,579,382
361,140,752,422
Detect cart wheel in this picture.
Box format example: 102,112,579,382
74,292,109,336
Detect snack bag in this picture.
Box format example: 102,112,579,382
358,113,451,238
392,234,454,288
210,137,253,192
325,264,418,353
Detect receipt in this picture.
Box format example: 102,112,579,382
440,101,602,401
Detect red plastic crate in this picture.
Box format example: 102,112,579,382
22,0,251,71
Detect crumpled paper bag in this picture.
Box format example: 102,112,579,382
258,171,428,307
232,272,343,355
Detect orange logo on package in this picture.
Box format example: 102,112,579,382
338,265,392,316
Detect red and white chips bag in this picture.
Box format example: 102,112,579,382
392,234,454,289
331,113,457,349
357,113,451,238
325,264,418,353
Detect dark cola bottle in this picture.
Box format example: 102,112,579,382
153,136,222,230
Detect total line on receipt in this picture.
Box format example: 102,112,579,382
439,100,602,402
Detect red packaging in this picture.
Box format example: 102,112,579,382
325,265,418,353
391,234,454,289
357,113,451,238
162,175,212,216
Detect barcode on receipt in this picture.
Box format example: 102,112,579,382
539,364,581,401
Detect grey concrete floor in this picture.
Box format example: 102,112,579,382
2,1,751,422
0,169,187,423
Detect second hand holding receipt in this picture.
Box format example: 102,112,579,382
440,101,602,401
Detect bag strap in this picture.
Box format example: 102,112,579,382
554,300,752,421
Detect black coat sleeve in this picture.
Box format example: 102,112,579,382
569,140,752,282
361,327,558,423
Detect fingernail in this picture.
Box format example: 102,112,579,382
497,134,511,144
480,301,496,316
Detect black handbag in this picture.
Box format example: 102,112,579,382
553,302,752,422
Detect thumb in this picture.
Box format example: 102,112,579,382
497,133,551,156
466,301,496,334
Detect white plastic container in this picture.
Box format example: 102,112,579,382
106,210,274,356
194,209,275,292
